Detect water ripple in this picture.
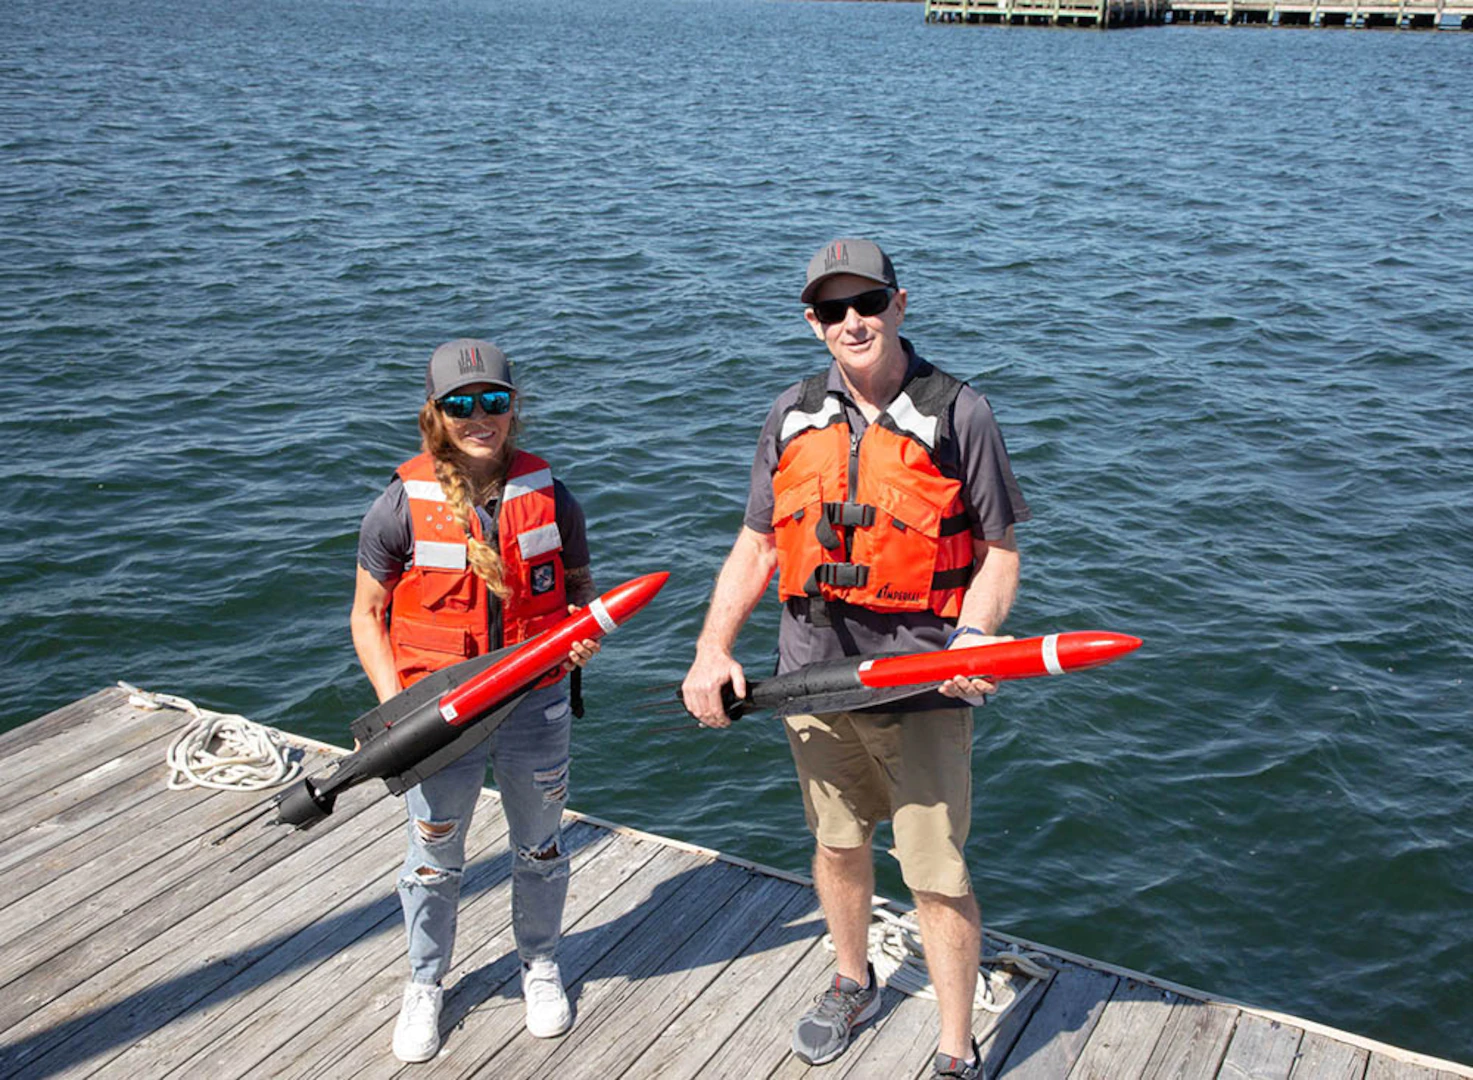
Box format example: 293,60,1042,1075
3,0,1472,1063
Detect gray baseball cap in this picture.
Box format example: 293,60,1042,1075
801,238,899,304
424,338,516,400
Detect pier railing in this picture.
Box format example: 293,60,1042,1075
923,0,1165,26
923,0,1473,27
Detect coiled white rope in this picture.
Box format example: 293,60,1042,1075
120,681,303,792
824,904,1052,1012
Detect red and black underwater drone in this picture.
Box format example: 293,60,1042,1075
215,571,669,844
686,631,1144,722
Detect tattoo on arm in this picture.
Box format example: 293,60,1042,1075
565,566,597,607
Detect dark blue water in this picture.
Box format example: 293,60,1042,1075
3,0,1471,1064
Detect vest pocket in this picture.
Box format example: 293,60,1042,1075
418,567,478,612
859,477,963,611
390,615,475,659
772,471,824,599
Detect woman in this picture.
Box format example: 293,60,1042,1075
351,338,598,1062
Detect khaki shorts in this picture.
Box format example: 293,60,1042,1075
784,706,974,897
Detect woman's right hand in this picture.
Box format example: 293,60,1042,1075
563,636,600,671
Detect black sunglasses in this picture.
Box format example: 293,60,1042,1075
811,287,894,326
436,390,513,419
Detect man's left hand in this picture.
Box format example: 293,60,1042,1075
937,632,1012,703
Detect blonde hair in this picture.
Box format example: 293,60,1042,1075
418,401,524,602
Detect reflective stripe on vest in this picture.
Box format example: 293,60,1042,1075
517,522,563,561
413,539,467,571
402,479,447,502
779,396,843,444
504,468,552,503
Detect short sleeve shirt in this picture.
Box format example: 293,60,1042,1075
744,340,1030,703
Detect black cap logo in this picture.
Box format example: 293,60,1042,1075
823,242,850,273
458,347,486,375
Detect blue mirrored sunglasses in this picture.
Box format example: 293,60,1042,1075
436,390,512,419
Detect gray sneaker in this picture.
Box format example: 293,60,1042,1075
932,1036,984,1079
791,962,881,1065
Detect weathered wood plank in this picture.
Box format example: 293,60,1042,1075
0,786,409,1078
764,980,911,1080
180,821,614,1080
1289,1031,1368,1080
0,747,333,914
93,804,521,1078
289,835,696,1080
0,687,128,756
470,855,756,1080
974,964,1058,1080
1069,978,1177,1080
0,727,180,851
1365,1056,1445,1080
829,971,954,1080
0,780,229,947
255,819,639,1079
1218,1013,1304,1079
769,948,1055,1080
0,751,175,873
0,748,337,960
997,961,1117,1079
681,904,837,1079
0,697,168,813
0,766,382,1034
1141,999,1238,1080
621,888,826,1080
824,947,1052,1080
534,872,806,1079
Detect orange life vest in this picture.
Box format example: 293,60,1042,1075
387,451,568,689
771,363,974,618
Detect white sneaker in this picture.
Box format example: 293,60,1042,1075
392,981,443,1062
522,958,573,1038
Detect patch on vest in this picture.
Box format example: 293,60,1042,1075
530,561,557,596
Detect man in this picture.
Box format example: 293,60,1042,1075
682,239,1029,1079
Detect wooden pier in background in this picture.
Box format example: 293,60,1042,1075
923,0,1473,27
924,0,1166,28
1167,0,1473,27
3,686,1471,1079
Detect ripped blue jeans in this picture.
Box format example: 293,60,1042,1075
397,682,572,985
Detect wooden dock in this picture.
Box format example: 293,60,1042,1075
923,0,1167,29
3,686,1471,1080
1166,0,1473,27
922,0,1473,27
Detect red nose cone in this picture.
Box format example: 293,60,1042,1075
599,571,670,624
1053,632,1143,671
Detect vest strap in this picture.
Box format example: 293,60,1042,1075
931,565,972,591
786,595,832,629
809,562,870,590
815,500,875,550
939,513,971,537
825,501,876,528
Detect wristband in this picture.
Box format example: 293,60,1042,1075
945,626,990,648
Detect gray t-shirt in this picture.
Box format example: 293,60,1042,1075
358,471,590,647
744,341,1030,704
